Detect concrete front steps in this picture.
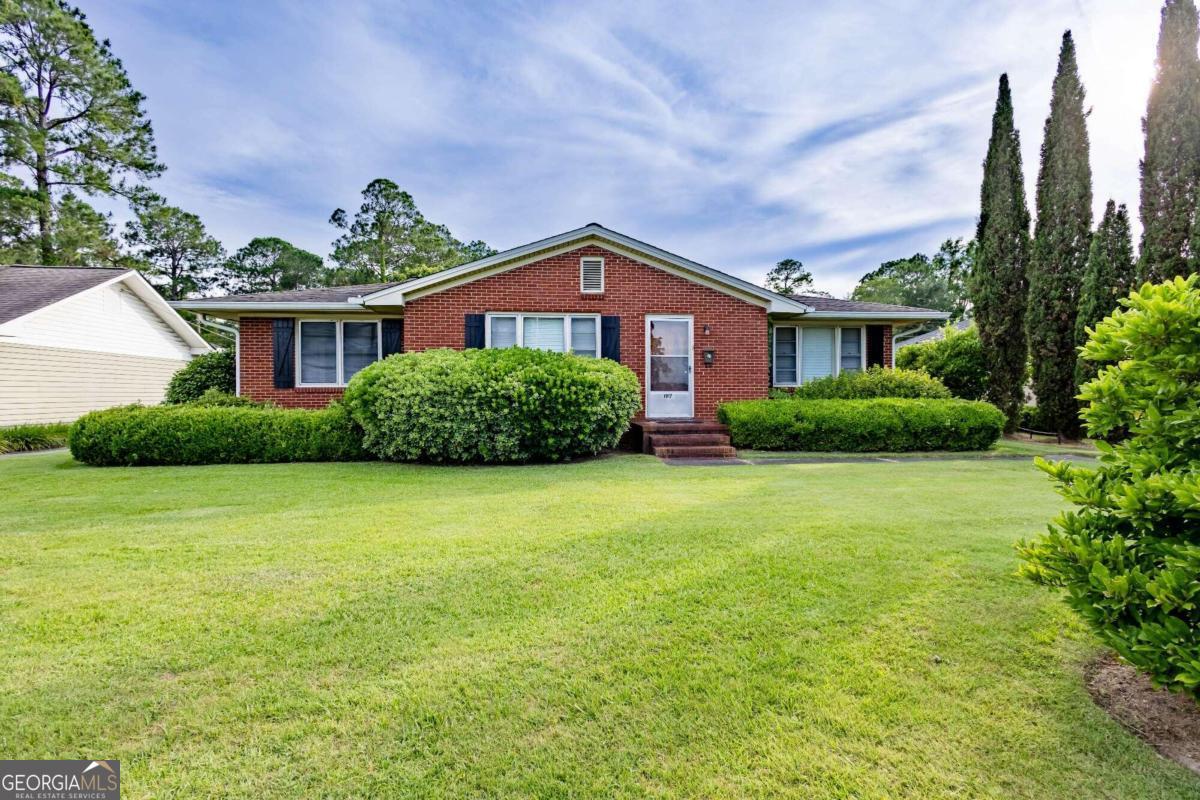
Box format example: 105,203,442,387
633,419,738,460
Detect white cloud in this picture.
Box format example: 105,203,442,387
82,0,1163,295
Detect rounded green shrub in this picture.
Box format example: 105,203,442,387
68,402,366,466
1018,276,1200,697
895,325,987,400
717,398,1004,452
786,366,951,400
165,349,235,404
343,348,642,463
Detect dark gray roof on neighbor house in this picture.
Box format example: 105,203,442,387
896,317,972,348
787,295,944,314
0,265,128,325
195,282,402,303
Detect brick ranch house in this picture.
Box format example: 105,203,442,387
176,224,947,421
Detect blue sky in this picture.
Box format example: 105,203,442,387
84,1,1160,295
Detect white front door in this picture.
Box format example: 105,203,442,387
645,315,693,418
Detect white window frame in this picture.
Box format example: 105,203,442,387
296,318,383,387
772,324,869,387
772,325,800,388
580,256,605,294
484,312,601,356
836,326,867,376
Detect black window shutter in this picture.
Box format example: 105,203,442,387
464,314,485,349
273,318,296,388
866,325,886,368
382,318,403,356
601,316,621,362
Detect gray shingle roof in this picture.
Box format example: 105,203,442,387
896,317,972,347
196,282,402,303
788,294,944,314
0,265,128,325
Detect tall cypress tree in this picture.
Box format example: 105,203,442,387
1075,200,1135,385
971,74,1031,431
1028,31,1093,437
1139,0,1200,282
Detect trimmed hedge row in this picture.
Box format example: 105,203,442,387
68,403,367,466
778,366,951,400
718,398,1005,452
344,348,642,463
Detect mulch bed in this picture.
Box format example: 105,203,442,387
1086,651,1200,775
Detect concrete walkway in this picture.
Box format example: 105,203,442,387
664,452,1098,467
0,447,67,459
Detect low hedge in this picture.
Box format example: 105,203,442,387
68,403,367,466
0,422,70,454
717,398,1005,452
779,366,951,400
343,348,642,463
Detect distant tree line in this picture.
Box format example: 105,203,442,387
0,0,494,302
830,3,1194,438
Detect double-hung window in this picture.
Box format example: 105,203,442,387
485,313,599,357
297,320,382,386
772,325,867,386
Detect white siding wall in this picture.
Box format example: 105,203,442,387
0,342,188,425
5,281,193,359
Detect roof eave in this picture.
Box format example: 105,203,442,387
172,300,366,313
361,223,810,311
120,272,212,353
769,310,951,321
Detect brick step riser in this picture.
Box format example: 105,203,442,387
653,446,739,459
648,434,731,447
639,423,730,435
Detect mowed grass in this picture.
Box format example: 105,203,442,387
1,452,1196,799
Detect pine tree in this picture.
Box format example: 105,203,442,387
0,0,163,265
1139,0,1200,282
1075,200,1135,385
971,74,1031,431
1028,31,1093,437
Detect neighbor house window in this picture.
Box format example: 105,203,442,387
580,257,604,293
772,325,868,386
297,319,382,386
485,313,600,356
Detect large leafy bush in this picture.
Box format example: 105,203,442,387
895,325,988,400
718,398,1003,452
69,403,366,466
165,349,235,404
1018,276,1200,696
343,348,642,463
783,366,951,400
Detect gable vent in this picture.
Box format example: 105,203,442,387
580,257,604,293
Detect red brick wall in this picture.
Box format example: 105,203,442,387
883,325,894,367
238,317,346,407
404,245,768,419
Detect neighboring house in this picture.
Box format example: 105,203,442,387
176,224,947,420
0,266,211,426
895,317,972,349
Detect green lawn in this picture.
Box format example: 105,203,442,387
1,452,1195,799
742,435,1098,461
